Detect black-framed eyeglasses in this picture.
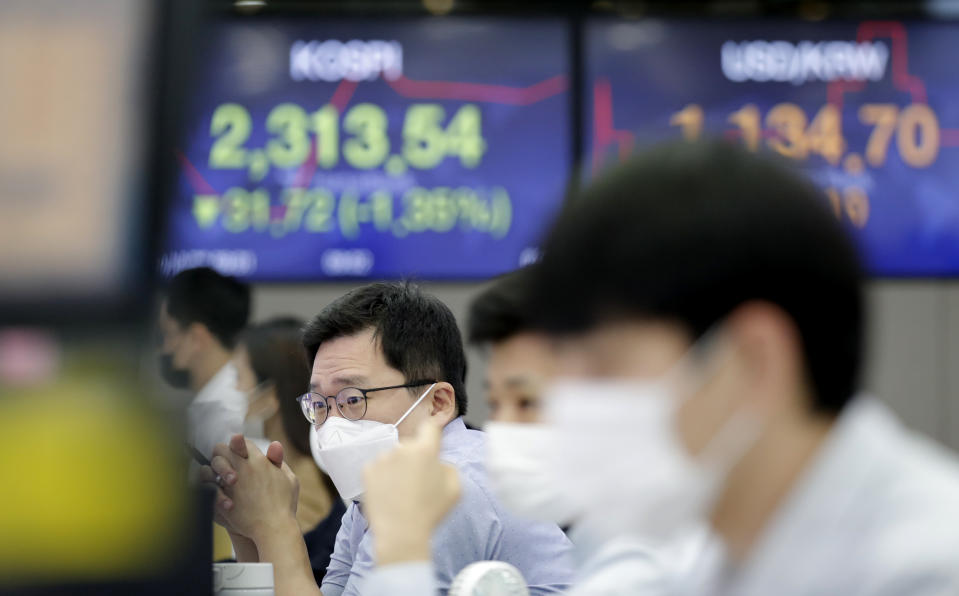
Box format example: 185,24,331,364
297,379,436,426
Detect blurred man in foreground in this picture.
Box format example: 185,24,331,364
361,141,959,595
530,141,959,594
158,266,250,457
207,283,574,596
468,268,709,595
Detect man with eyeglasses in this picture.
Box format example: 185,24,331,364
205,282,574,596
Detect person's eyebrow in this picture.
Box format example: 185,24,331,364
334,375,368,388
309,375,368,393
504,374,539,389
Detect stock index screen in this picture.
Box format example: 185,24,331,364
163,18,570,280
586,20,959,276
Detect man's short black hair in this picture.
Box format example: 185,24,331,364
530,140,864,415
165,267,251,350
302,282,468,416
468,267,536,346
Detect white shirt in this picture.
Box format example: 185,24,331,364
186,362,247,457
675,397,959,596
538,512,708,596
567,529,711,596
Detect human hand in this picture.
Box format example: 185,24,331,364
199,434,284,534
209,435,299,543
363,421,461,565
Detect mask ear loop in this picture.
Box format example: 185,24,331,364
669,328,765,478
695,409,764,476
393,383,438,429
663,325,732,403
247,379,278,417
247,379,273,399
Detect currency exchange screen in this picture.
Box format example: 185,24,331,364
164,18,570,280
586,20,959,276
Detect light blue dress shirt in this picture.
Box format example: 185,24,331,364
363,524,710,596
320,417,574,596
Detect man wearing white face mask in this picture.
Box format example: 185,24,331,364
206,283,574,596
526,141,959,595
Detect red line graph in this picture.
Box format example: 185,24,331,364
292,140,318,190
330,79,359,112
386,74,568,106
827,21,926,109
942,130,959,147
593,20,959,164
176,150,216,195
290,79,360,189
591,78,634,172
824,22,959,147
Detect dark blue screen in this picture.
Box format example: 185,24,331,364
163,17,570,280
586,19,959,276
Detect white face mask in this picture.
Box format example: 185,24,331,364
243,415,267,441
308,425,327,473
484,421,581,526
543,338,762,543
242,382,274,440
311,383,437,501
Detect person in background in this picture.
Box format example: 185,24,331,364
467,269,555,425
205,282,575,596
232,316,346,584
157,266,250,458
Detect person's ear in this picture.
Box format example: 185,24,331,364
262,385,281,418
429,382,457,420
187,322,214,352
250,383,280,419
725,301,805,417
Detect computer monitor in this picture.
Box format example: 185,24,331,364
162,16,571,281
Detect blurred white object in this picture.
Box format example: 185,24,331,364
213,562,274,595
484,421,580,526
450,561,529,596
675,398,959,595
543,376,760,544
187,362,248,458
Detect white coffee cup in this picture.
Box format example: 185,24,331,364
213,562,275,595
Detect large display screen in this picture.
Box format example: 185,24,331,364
163,18,570,280
586,19,959,276
0,1,151,308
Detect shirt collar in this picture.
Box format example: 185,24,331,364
731,396,895,587
192,362,239,405
439,416,468,454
